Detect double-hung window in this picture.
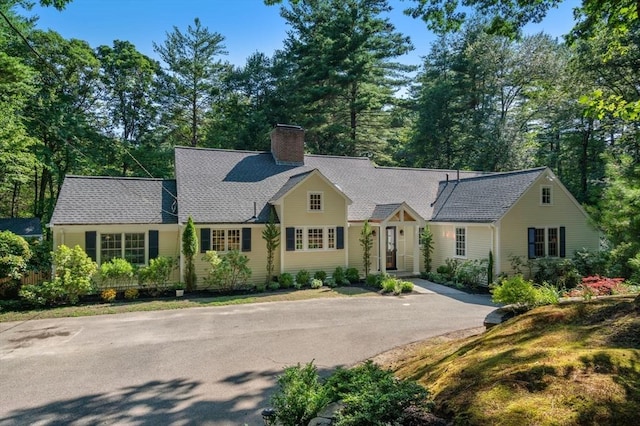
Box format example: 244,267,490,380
100,232,145,264
307,228,324,249
308,192,323,211
541,186,552,205
212,229,241,252
455,227,466,257
290,226,338,251
528,227,565,258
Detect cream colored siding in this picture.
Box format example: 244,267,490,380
51,224,181,283
347,224,381,277
430,224,493,270
193,224,275,287
280,173,349,275
497,177,599,275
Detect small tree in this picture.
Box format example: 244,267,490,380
262,210,280,284
359,220,373,277
203,250,252,291
0,230,32,280
182,216,198,291
420,226,434,273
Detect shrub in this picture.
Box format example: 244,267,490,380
400,281,414,293
271,362,330,426
491,275,539,308
325,277,337,288
436,265,449,275
314,270,327,283
293,281,303,290
345,267,360,283
19,281,64,307
255,282,266,292
310,278,323,289
295,269,311,287
268,281,280,291
534,257,581,289
565,275,628,299
333,266,346,285
124,288,139,300
536,282,560,305
182,216,198,292
573,248,609,277
138,256,175,293
99,258,134,289
0,230,32,280
425,272,447,284
381,277,397,293
455,259,488,288
203,250,252,292
325,361,432,426
100,288,117,303
279,272,294,289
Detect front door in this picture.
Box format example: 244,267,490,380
386,226,397,270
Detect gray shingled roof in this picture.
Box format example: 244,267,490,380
0,218,42,237
50,176,178,225
270,171,315,203
430,168,547,223
174,146,487,223
370,204,403,221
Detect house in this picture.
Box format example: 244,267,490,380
0,218,43,239
49,125,600,285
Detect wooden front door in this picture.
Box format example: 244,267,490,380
386,226,397,270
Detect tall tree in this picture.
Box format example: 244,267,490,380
96,40,163,174
278,0,414,159
154,18,228,147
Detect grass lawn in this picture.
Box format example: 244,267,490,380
0,286,378,323
375,295,640,425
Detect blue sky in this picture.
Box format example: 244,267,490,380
27,0,580,68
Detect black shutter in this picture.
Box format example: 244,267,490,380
200,228,210,253
336,226,344,250
149,230,159,260
286,227,295,251
559,226,566,258
527,227,536,259
242,228,251,252
85,231,97,261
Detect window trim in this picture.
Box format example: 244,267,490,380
529,226,563,258
455,227,467,258
293,226,337,251
307,191,324,212
210,228,242,253
541,185,553,205
99,232,146,265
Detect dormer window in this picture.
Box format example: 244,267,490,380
541,186,552,205
308,192,323,211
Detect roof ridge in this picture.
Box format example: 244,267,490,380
453,167,547,183
375,165,492,174
175,145,268,155
304,153,372,161
64,175,174,182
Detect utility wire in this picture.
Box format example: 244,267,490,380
2,8,179,209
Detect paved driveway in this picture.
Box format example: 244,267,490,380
0,281,496,425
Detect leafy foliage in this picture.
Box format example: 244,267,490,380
0,231,32,280
203,250,252,292
138,256,175,292
262,210,280,284
491,275,558,308
98,257,134,289
420,226,434,273
359,221,373,277
182,216,198,291
279,272,294,289
272,362,330,426
345,267,360,284
295,269,310,287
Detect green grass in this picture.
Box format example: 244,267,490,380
377,295,640,425
0,286,378,323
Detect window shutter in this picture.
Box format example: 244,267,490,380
85,231,97,261
242,228,251,252
336,226,344,249
149,230,159,260
286,227,295,251
527,228,536,259
559,226,566,258
200,228,210,253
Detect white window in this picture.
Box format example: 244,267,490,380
294,226,337,251
308,192,323,211
455,227,466,257
541,186,552,205
211,229,241,252
532,227,559,258
100,232,145,264
295,228,304,250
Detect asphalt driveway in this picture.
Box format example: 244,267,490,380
0,280,496,425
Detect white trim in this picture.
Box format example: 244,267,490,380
454,226,467,259
307,191,324,212
292,226,338,251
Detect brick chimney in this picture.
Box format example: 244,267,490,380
270,124,305,166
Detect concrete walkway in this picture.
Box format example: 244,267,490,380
410,277,470,295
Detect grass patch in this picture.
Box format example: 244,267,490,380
376,295,640,425
0,286,377,323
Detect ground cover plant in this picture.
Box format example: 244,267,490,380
380,295,640,425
